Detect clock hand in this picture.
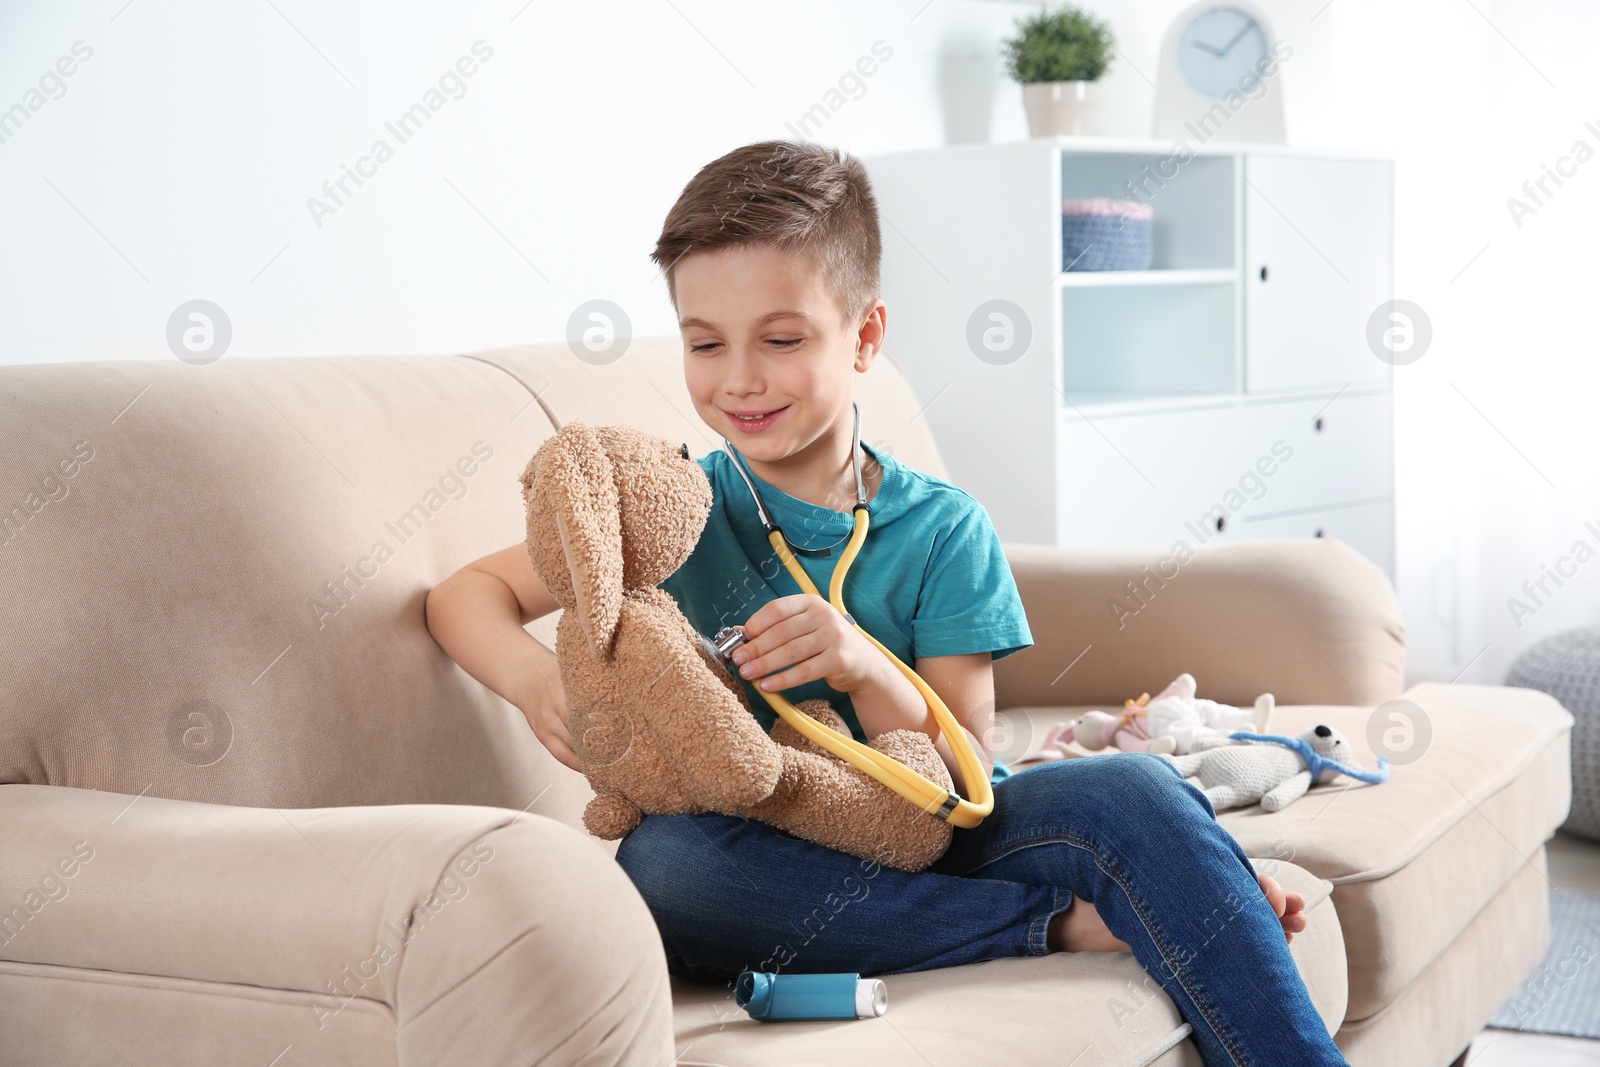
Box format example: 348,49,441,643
1217,17,1258,58
1191,39,1222,56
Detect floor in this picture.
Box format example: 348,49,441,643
1463,830,1600,1066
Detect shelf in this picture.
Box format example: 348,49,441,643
1055,268,1235,288
1059,282,1236,399
1059,151,1236,271
1056,390,1241,418
859,139,1393,577
1057,381,1392,420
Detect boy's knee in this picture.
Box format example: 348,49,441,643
614,812,748,912
1110,752,1213,822
1029,751,1205,824
615,815,695,901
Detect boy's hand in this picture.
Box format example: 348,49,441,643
519,681,583,774
731,594,882,696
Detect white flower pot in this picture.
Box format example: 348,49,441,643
1022,80,1100,138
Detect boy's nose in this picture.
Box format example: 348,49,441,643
720,346,766,392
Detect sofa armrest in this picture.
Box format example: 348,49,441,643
0,784,674,1066
995,538,1406,708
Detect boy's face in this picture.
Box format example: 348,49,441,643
674,243,885,471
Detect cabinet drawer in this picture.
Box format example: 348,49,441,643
1057,392,1392,551
1247,390,1393,513
1230,499,1394,577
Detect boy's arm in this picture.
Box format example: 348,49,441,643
850,650,996,791
424,543,582,772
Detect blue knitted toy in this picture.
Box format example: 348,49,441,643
1229,727,1392,784
1162,724,1390,812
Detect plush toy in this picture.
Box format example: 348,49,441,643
1056,704,1157,755
1143,673,1274,755
519,421,956,872
1054,674,1273,758
1160,725,1390,812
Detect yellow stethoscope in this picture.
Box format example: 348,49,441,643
703,402,994,828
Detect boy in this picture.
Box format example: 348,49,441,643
428,141,1346,1065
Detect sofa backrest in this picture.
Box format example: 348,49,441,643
0,338,950,839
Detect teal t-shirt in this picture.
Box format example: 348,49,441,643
661,439,1034,785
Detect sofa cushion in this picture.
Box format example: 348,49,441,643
0,355,564,815
1334,843,1551,1067
1003,680,1573,1024
994,539,1407,710
668,860,1342,1067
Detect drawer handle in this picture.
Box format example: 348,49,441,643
1259,265,1269,282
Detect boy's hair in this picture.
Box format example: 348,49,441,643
650,140,882,330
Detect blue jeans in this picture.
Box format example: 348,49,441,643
615,751,1348,1067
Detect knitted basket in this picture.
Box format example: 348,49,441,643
1062,197,1153,271
1505,625,1600,841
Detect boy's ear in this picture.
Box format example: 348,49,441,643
535,421,624,660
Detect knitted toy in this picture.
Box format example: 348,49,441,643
1160,724,1390,812
519,421,956,873
1053,674,1273,758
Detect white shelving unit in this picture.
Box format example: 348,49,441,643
863,136,1395,576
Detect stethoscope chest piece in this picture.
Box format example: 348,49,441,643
703,625,748,673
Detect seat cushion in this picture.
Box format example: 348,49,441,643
668,861,1344,1067
1333,845,1552,1067
1003,680,1573,1023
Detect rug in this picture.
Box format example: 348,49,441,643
1487,887,1600,1039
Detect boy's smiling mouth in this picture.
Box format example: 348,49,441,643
722,405,790,433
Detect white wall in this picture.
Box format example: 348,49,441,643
1312,0,1600,687
1,0,1103,363
4,0,1594,687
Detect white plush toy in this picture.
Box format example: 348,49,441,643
1045,673,1276,760
1143,672,1274,756
1161,724,1390,812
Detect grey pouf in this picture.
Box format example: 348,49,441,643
1505,626,1600,841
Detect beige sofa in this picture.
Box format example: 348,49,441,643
0,338,1572,1067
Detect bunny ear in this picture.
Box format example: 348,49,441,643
541,421,623,660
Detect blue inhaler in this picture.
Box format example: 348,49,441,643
735,971,888,1021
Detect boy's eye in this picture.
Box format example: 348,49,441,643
689,339,803,353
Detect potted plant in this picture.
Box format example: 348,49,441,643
1001,4,1115,138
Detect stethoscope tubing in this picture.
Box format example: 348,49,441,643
718,404,994,828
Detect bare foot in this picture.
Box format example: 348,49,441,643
1046,871,1309,953
1259,870,1308,944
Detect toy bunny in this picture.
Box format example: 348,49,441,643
1160,724,1390,812
1053,673,1273,758
1056,703,1157,755
1143,672,1274,755
519,420,956,872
